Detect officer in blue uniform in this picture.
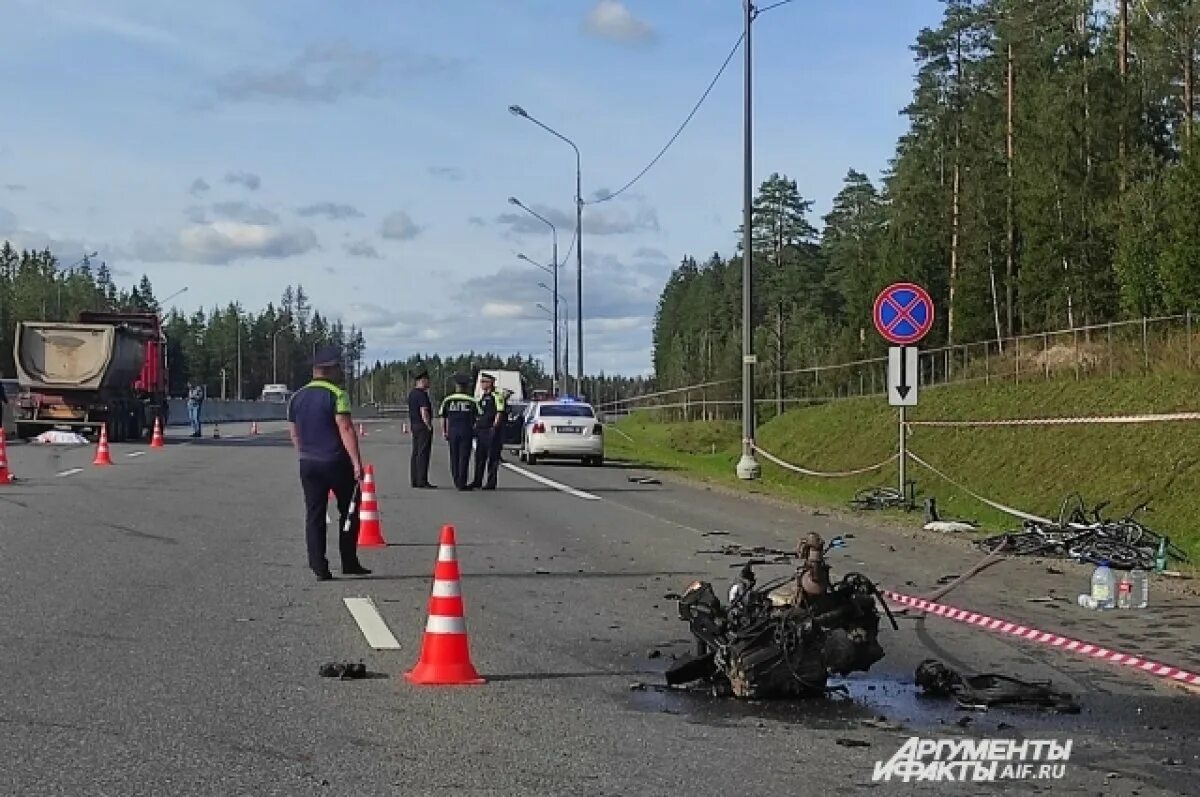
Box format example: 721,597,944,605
469,372,506,490
286,345,371,581
440,374,479,491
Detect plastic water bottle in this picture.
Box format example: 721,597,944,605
1154,539,1168,574
1091,562,1116,609
1077,594,1099,610
1130,568,1149,609
1117,571,1134,609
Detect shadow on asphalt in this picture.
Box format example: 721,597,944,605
360,570,701,581
486,669,657,683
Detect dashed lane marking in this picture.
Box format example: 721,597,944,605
57,468,83,477
501,462,602,501
127,452,146,458
343,597,401,650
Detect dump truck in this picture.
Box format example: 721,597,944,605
12,311,169,441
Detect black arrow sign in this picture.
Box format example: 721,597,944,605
896,346,911,399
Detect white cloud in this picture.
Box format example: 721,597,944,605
481,301,525,319
583,1,655,45
381,210,421,240
129,221,318,265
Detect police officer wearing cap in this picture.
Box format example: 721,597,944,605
287,345,371,581
439,374,479,490
469,372,506,490
407,367,435,489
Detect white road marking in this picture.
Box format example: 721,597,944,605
57,468,83,477
343,597,401,650
501,462,601,501
127,451,146,458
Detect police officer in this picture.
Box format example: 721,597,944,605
470,373,506,490
286,345,371,581
440,374,479,491
407,368,435,489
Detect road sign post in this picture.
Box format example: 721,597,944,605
874,283,935,508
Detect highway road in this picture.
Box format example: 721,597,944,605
1,420,1196,795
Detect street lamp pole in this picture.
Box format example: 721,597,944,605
272,328,285,384
235,310,243,402
510,198,559,394
737,0,761,480
509,104,583,394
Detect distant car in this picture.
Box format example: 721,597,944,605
519,398,604,466
260,383,291,403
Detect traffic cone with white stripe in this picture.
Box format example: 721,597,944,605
358,423,368,438
149,416,165,448
356,465,387,547
405,524,485,685
0,428,14,485
249,421,259,436
92,425,113,466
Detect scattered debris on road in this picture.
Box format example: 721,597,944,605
666,533,894,699
319,661,368,680
922,498,979,533
915,659,1080,713
628,476,662,485
835,738,871,748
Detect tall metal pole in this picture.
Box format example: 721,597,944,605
898,405,907,503
552,234,560,395
575,158,584,396
236,313,242,401
737,0,761,480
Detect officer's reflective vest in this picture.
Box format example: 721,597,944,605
440,393,479,431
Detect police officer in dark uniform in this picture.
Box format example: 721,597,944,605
470,372,506,490
440,374,479,491
286,345,371,581
407,367,435,489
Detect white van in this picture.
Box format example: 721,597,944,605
260,383,291,402
474,370,526,403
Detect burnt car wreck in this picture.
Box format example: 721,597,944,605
666,533,896,699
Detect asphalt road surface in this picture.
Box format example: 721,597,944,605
1,420,1196,796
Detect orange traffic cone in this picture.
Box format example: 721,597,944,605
249,421,259,436
356,465,387,547
358,423,368,438
92,426,114,466
406,525,485,686
0,428,14,485
402,422,410,434
149,417,165,448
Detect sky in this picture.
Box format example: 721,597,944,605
0,0,944,377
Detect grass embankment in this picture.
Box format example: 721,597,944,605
610,374,1200,564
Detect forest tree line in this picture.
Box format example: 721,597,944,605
654,0,1200,400
0,243,364,401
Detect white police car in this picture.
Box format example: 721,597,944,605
519,397,604,466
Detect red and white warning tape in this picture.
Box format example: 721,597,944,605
906,411,1200,428
752,444,898,478
884,589,1200,689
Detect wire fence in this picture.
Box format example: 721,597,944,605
598,312,1200,422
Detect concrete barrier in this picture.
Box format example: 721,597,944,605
166,399,381,427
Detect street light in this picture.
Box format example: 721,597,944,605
509,197,560,394
509,104,583,394
160,286,189,306
538,283,570,387
736,0,761,480
518,252,554,276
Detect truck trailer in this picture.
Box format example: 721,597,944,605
12,311,169,442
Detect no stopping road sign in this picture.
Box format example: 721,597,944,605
873,283,934,345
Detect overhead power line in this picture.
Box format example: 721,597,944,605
589,31,745,205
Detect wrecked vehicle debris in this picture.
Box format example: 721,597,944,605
915,659,1080,713
666,533,896,699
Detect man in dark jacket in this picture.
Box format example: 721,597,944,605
287,346,371,581
407,368,435,488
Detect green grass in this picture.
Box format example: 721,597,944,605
609,373,1200,565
